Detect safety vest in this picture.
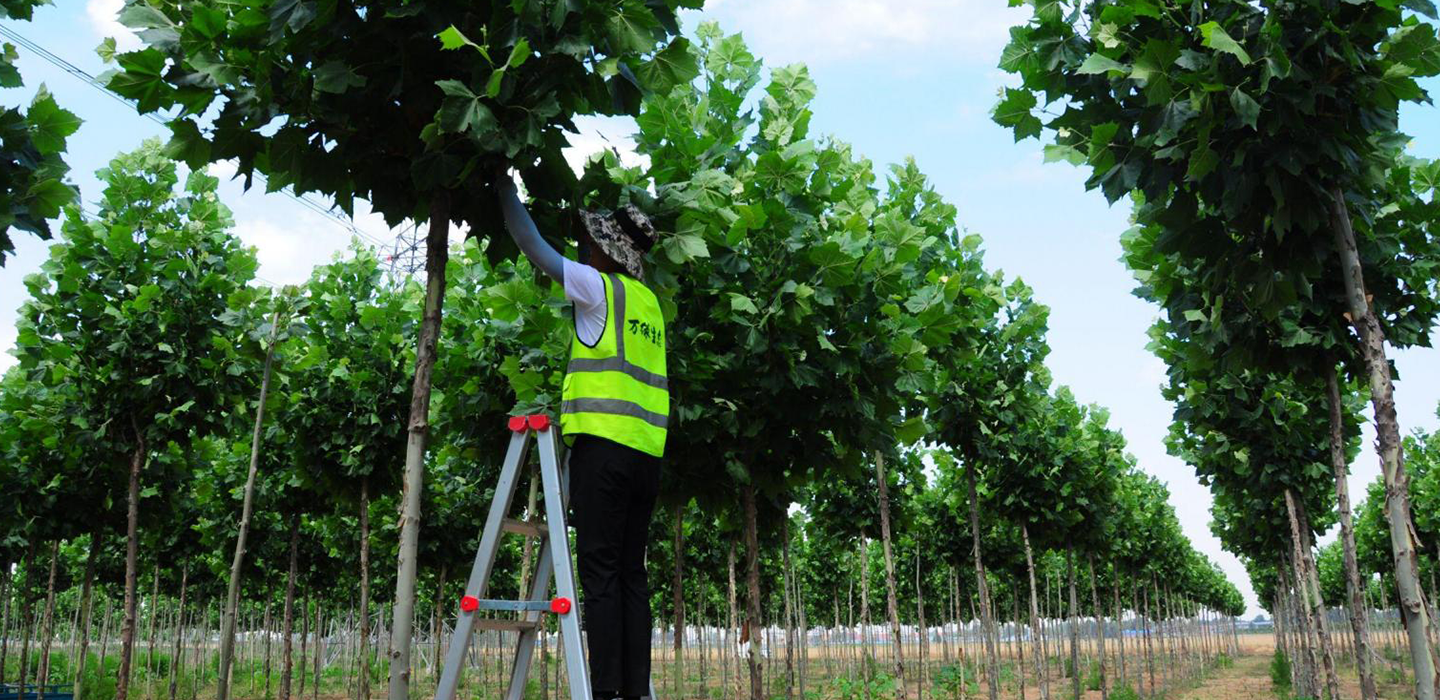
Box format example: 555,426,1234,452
560,273,669,457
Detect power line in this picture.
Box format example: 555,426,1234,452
0,24,398,254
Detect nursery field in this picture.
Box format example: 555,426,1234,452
3,0,1440,699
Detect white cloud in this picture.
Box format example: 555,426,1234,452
562,115,649,175
86,0,141,53
694,0,1028,67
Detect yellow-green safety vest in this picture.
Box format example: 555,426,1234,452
560,273,669,457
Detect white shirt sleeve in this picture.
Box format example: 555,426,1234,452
563,259,608,347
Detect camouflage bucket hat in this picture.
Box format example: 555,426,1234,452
578,204,656,279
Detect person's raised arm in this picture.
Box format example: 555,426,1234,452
494,169,565,284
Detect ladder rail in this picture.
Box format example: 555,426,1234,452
432,418,658,700
537,427,594,700
432,430,530,700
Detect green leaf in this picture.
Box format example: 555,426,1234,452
634,37,698,93
438,96,498,135
107,48,173,113
1229,88,1260,130
27,89,82,155
506,38,531,68
438,26,470,50
95,37,118,64
993,88,1042,141
435,80,475,99
1199,22,1252,65
190,6,227,39
1043,144,1086,165
896,416,929,444
313,61,367,94
663,233,710,263
1077,53,1129,75
728,293,758,314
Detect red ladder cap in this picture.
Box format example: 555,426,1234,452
527,414,551,431
459,595,479,613
507,416,527,433
549,597,572,615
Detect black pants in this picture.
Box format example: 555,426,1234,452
568,434,661,699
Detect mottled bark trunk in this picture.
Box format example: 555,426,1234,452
116,430,147,700
168,564,188,700
218,320,280,700
675,504,687,699
38,540,59,689
875,453,906,700
742,484,764,700
359,477,372,700
967,462,1000,700
1088,555,1106,700
282,512,300,700
75,532,100,700
1022,524,1050,700
1324,363,1379,700
1330,186,1438,700
1067,547,1079,700
387,192,451,700
1285,489,1341,700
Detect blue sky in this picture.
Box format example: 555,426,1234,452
3,0,1439,616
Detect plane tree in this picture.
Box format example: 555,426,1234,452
105,3,704,690
994,0,1440,685
13,141,258,700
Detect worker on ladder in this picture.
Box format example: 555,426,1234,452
494,167,669,700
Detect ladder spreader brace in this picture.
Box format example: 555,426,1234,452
432,415,659,700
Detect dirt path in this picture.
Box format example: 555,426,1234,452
1173,655,1274,700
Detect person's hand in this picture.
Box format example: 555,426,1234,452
491,162,518,196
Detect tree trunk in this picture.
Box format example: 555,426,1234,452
1088,556,1106,700
675,503,687,699
75,532,100,700
967,462,1000,700
916,550,927,700
1016,592,1028,700
1281,555,1318,698
39,540,59,690
1330,185,1438,700
875,452,907,700
0,566,11,689
17,547,34,698
217,319,281,700
387,192,451,700
1141,587,1154,698
360,476,372,700
300,594,309,697
742,484,764,700
1067,547,1079,700
1114,585,1125,693
282,512,301,700
728,539,741,700
1297,497,1352,700
116,429,147,700
1321,365,1379,700
1285,489,1341,700
1022,524,1049,700
782,518,795,700
169,564,188,700
861,537,873,688
314,604,324,700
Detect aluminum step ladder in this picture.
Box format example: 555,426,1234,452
432,414,658,700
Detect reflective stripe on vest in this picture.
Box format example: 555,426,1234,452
560,273,669,457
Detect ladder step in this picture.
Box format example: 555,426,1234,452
474,618,540,633
472,599,552,613
502,518,547,538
